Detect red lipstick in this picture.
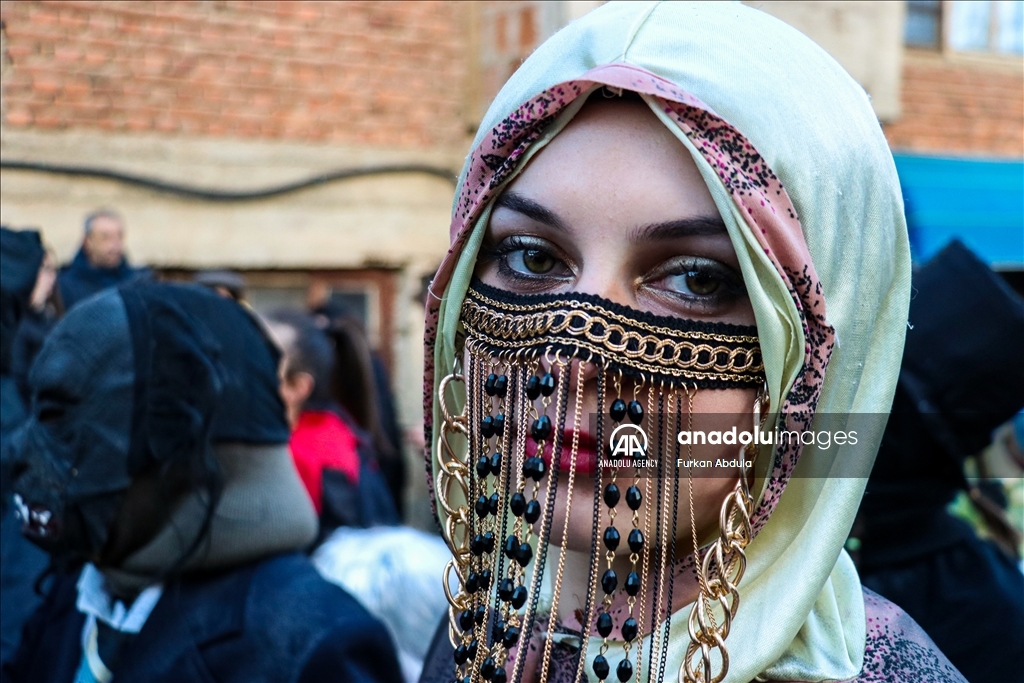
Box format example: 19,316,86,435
529,429,601,475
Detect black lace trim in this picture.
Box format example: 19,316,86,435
468,278,758,337
461,280,764,389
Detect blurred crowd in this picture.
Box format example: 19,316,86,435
0,213,450,683
1,209,1022,683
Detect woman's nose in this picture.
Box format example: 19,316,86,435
572,255,636,310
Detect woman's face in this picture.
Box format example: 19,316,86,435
474,99,757,552
264,321,312,429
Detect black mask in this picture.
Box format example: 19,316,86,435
7,281,291,565
7,284,222,562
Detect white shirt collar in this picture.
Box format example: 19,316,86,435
75,563,163,634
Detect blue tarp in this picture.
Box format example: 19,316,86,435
893,154,1023,268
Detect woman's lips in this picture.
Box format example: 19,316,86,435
528,429,601,475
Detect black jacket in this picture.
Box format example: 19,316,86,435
2,552,402,683
57,250,148,311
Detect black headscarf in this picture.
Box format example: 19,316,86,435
122,283,289,446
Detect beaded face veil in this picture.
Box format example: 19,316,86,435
436,277,767,683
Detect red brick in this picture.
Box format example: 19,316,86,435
4,108,34,126
33,110,64,127
0,0,470,147
62,78,90,97
125,112,153,131
5,43,35,60
153,114,178,133
82,48,111,66
31,74,61,94
28,5,58,25
52,45,82,63
86,12,117,32
57,9,87,28
885,56,1023,157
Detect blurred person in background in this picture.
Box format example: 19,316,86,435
1,281,401,683
57,209,149,311
311,301,406,518
312,525,451,683
0,228,44,442
854,240,1024,683
264,311,447,683
11,248,62,406
194,269,247,303
265,310,399,539
0,227,50,665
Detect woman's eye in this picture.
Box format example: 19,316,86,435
479,235,572,285
647,257,745,305
513,248,558,274
673,270,720,296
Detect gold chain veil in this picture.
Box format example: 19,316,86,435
435,279,766,683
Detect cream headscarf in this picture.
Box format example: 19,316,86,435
423,3,910,681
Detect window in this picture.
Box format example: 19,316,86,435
247,285,308,314
235,269,397,370
905,1,1024,54
906,0,942,48
995,0,1024,52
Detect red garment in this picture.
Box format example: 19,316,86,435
289,410,360,514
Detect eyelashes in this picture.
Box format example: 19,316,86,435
478,235,574,289
478,234,748,315
643,255,747,309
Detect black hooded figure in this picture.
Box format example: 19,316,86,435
0,227,44,442
1,281,401,683
858,240,1024,683
0,227,51,664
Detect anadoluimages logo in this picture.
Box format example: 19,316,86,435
609,423,648,459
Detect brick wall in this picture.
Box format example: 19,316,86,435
472,1,562,121
0,0,468,148
884,53,1024,157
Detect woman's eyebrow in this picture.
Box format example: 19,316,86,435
493,191,569,232
632,216,727,242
